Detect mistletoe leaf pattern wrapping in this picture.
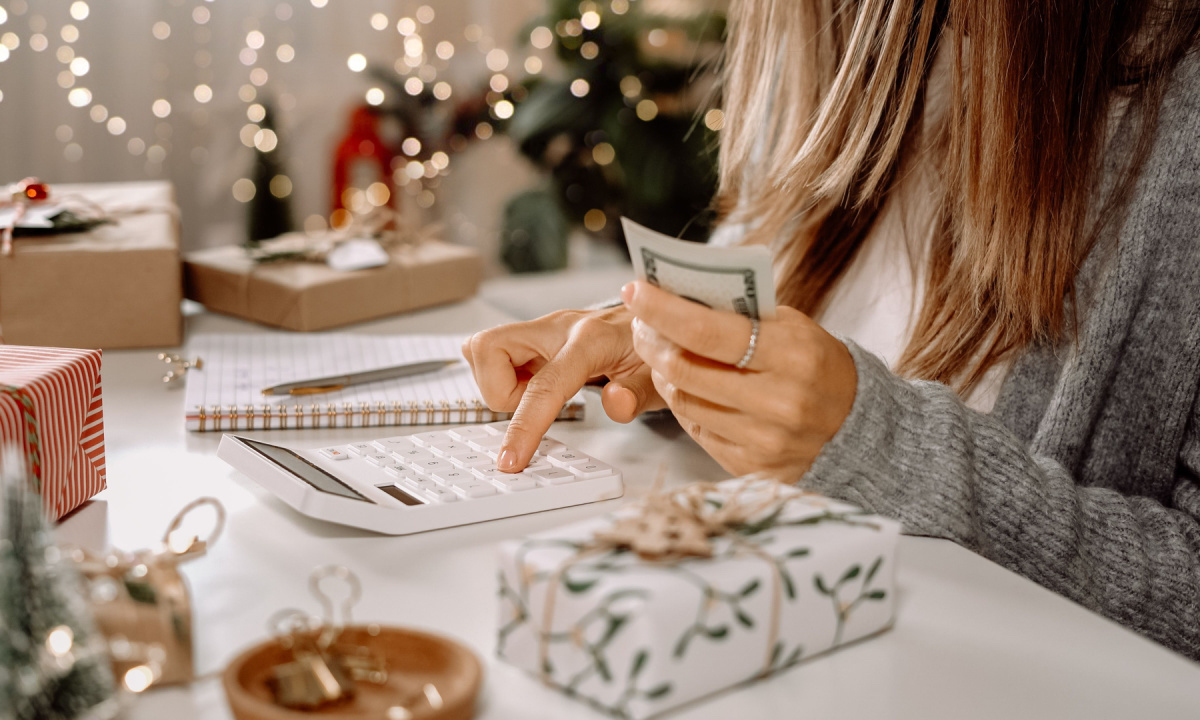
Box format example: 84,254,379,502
497,479,901,720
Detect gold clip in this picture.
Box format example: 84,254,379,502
158,353,203,384
160,497,225,561
309,565,362,650
266,609,354,710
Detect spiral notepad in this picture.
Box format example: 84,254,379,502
183,333,585,432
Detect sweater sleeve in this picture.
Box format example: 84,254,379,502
801,340,1200,660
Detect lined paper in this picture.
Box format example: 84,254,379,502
182,334,583,431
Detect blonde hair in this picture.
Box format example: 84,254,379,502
719,0,1199,390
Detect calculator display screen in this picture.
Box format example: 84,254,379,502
239,438,370,503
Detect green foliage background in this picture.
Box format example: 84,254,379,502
500,1,725,272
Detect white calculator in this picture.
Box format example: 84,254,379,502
216,422,624,535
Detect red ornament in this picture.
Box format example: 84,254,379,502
331,107,395,217
14,177,49,203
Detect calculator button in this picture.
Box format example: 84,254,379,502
384,466,416,481
471,467,508,481
451,453,492,468
453,482,498,499
547,450,589,467
347,443,377,456
492,474,537,492
569,461,614,479
391,447,434,462
531,468,576,484
448,426,491,441
430,442,474,457
401,475,437,492
422,486,458,503
411,431,454,447
367,455,399,469
534,439,566,456
432,469,477,487
372,437,417,452
468,435,505,452
524,457,552,472
411,457,453,475
319,448,349,461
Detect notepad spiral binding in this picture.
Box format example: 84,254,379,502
187,398,584,433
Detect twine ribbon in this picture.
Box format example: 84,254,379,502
232,208,443,328
247,206,442,265
1,180,179,255
69,497,225,687
537,478,792,685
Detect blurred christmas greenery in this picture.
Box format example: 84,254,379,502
244,0,727,273
499,0,726,272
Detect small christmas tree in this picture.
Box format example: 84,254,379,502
247,100,294,245
0,451,116,720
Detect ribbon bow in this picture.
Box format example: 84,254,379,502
248,207,442,264
70,497,225,691
540,477,795,685
590,478,789,561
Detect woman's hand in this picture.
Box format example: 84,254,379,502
462,304,664,472
622,280,857,481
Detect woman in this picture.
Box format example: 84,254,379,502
463,1,1200,659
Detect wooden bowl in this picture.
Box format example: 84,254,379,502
222,625,482,720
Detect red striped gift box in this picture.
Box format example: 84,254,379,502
0,346,105,519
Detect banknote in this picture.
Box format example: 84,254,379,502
621,217,776,320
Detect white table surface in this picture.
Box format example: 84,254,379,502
58,284,1200,720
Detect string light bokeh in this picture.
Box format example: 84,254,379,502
0,0,714,263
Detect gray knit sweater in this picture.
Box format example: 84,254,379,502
801,51,1200,660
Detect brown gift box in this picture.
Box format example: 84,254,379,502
183,239,483,331
0,181,183,349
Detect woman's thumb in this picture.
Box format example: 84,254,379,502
601,366,663,423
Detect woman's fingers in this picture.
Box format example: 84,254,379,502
464,304,656,473
463,325,556,413
622,281,767,369
672,413,754,476
499,334,596,471
630,318,773,411
601,365,666,423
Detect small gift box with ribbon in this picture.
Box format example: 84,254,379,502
0,345,106,519
68,497,226,692
496,478,901,720
0,179,183,349
183,209,482,332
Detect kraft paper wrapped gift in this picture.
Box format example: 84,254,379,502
0,181,183,349
183,240,483,331
0,345,106,519
497,479,901,720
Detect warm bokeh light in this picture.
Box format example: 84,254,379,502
636,99,659,121
232,178,256,202
592,142,615,165
584,209,607,232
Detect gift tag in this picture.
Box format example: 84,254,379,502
326,238,389,272
0,203,61,228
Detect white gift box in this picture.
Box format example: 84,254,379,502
496,481,901,719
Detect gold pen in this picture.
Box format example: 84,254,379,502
260,359,458,396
